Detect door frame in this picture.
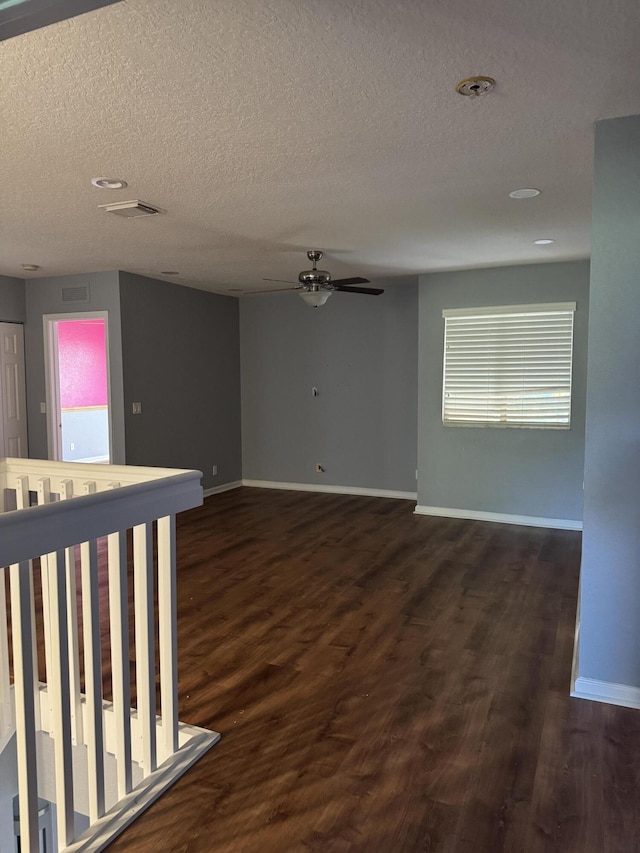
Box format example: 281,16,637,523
43,311,113,463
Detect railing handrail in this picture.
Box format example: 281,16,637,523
1,459,203,567
0,456,198,487
2,457,211,852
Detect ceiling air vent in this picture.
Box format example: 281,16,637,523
98,200,163,218
61,285,90,303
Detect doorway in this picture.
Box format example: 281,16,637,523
44,313,112,463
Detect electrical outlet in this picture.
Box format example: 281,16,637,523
212,465,218,476
132,402,142,415
315,463,324,473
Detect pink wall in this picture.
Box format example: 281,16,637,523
57,319,108,409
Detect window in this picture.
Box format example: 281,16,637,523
442,302,576,428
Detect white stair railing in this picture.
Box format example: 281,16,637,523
0,458,219,853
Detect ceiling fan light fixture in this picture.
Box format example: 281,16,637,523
260,250,379,301
299,290,332,309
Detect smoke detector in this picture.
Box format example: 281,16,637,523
456,76,496,97
98,200,163,218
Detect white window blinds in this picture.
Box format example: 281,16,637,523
442,302,576,428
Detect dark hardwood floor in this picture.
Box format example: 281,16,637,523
100,487,639,852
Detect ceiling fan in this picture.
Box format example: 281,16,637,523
257,250,384,308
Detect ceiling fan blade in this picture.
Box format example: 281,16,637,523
334,285,384,295
261,277,298,284
330,276,370,286
250,286,301,294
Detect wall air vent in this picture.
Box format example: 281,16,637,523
98,200,163,218
61,285,90,303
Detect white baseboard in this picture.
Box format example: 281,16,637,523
413,504,582,531
203,480,243,498
571,586,640,711
571,676,640,710
242,479,417,501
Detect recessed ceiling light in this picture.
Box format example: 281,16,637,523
534,238,555,245
160,271,179,275
21,263,39,271
509,188,541,199
91,177,128,189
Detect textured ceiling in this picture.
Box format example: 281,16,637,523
1,0,640,293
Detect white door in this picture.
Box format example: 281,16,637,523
0,323,28,458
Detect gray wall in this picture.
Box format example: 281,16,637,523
0,275,26,322
418,261,590,521
24,271,126,462
240,279,418,493
579,115,640,687
119,272,242,490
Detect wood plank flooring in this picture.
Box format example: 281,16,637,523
100,488,639,851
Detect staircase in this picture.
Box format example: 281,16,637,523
0,458,219,852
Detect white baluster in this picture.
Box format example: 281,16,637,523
18,475,41,733
107,482,132,798
80,479,105,823
81,536,106,822
134,522,157,775
36,477,53,727
59,478,83,746
14,474,29,510
158,515,178,761
10,560,39,853
47,549,75,849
